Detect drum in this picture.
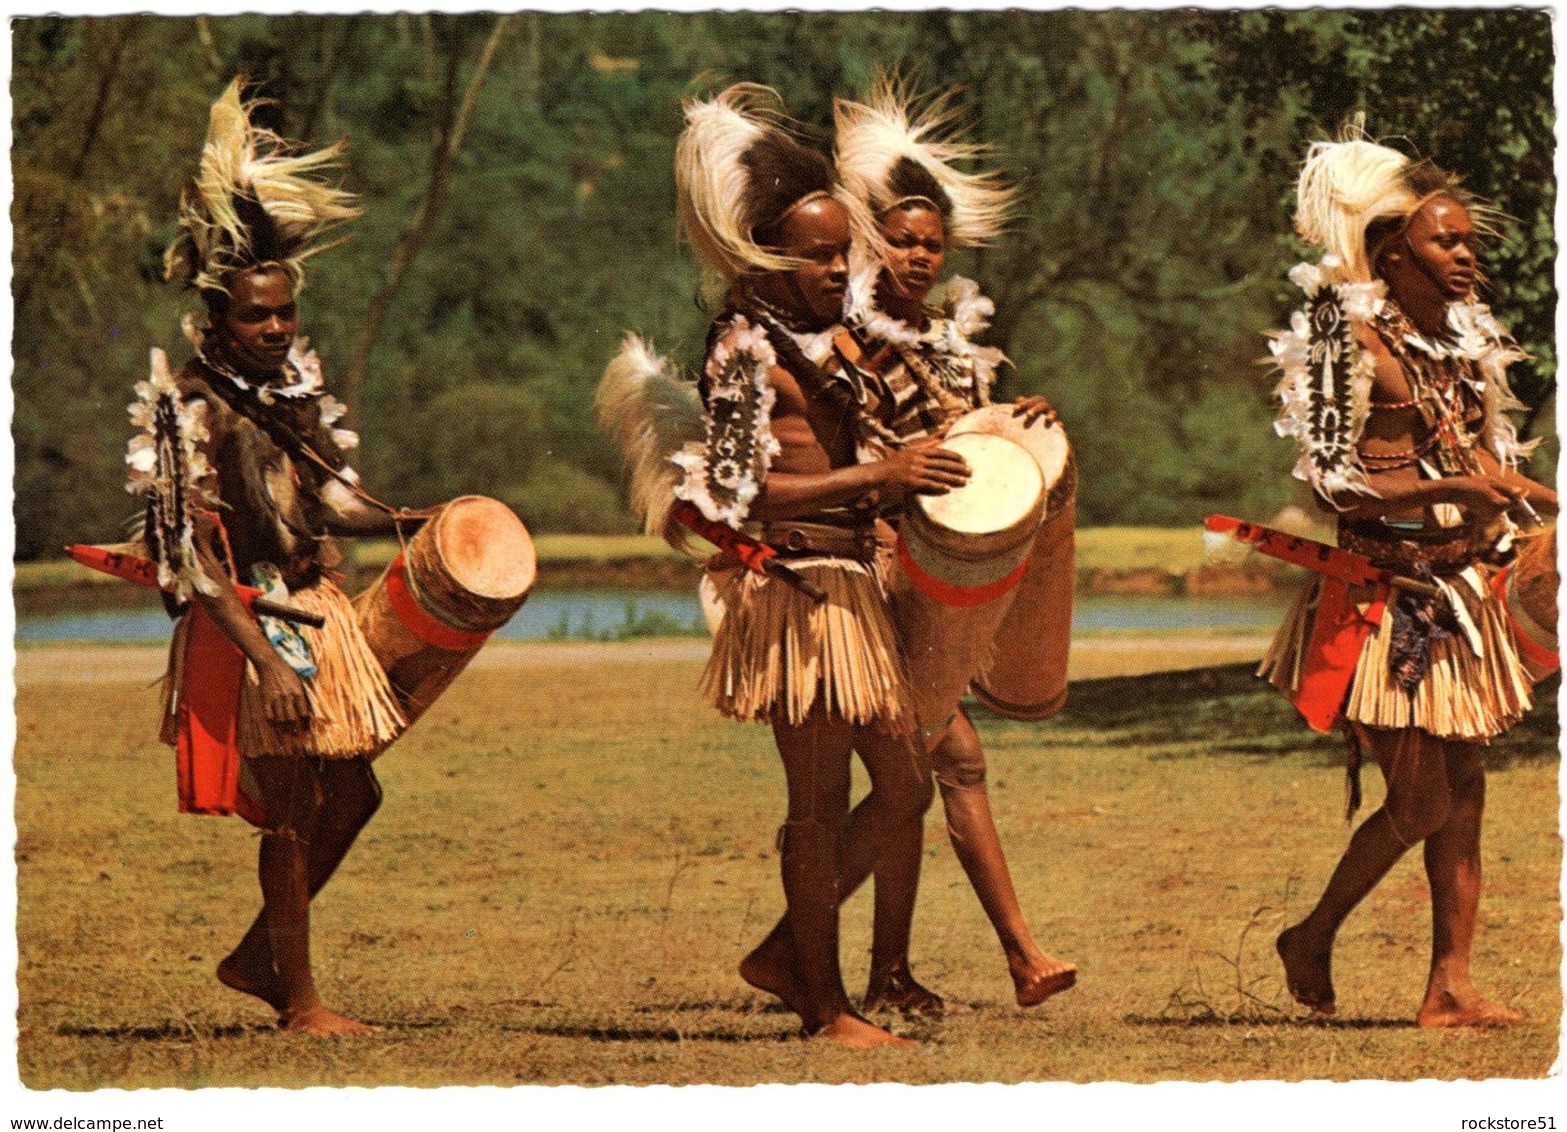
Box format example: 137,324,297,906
355,495,536,724
1498,526,1558,682
951,406,1078,722
898,431,1045,609
893,417,1048,732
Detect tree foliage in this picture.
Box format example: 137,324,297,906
12,11,1554,558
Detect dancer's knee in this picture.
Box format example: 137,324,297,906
1383,782,1451,844
931,732,986,792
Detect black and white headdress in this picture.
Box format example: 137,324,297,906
675,84,840,303
164,77,361,296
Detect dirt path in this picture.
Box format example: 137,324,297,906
15,636,1272,687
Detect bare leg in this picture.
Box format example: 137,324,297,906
1416,741,1523,1027
923,711,1076,1006
243,756,379,1036
767,707,914,1047
742,725,934,1018
859,726,940,1014
218,757,383,1011
1279,726,1448,1016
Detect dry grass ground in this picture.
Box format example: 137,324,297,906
14,641,1559,1088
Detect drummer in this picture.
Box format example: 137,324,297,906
144,80,430,1035
825,77,1078,1012
670,85,971,1048
1261,126,1557,1026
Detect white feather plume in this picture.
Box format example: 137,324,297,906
1294,119,1418,285
675,84,798,291
595,333,707,552
834,75,1015,251
165,77,361,293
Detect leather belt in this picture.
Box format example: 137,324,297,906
760,520,879,561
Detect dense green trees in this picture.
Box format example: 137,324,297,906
12,11,1554,557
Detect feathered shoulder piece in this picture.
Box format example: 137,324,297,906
164,77,361,294
1268,259,1384,502
1445,301,1538,470
596,334,708,552
125,348,220,599
834,75,1015,251
676,84,838,297
671,315,781,529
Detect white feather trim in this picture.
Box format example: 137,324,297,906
1268,263,1380,502
125,348,220,600
672,317,781,529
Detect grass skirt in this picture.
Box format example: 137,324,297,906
700,557,914,733
235,577,407,759
1261,572,1532,741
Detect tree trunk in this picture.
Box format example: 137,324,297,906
342,14,513,416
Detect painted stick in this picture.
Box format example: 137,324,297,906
65,544,327,628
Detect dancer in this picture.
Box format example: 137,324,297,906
1260,124,1556,1026
141,79,428,1034
831,78,1077,1012
602,85,967,1047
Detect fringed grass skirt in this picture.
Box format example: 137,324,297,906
1261,573,1532,741
236,578,407,760
700,557,914,733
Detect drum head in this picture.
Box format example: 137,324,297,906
949,405,1071,493
918,434,1043,536
435,496,537,599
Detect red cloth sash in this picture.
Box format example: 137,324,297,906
175,605,268,827
385,553,491,650
1289,577,1384,734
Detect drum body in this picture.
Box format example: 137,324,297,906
355,495,536,724
894,419,1048,732
950,406,1078,722
898,432,1045,609
1500,526,1559,682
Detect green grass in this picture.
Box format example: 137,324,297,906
14,647,1558,1087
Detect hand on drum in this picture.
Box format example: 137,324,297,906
1010,395,1058,428
881,436,971,497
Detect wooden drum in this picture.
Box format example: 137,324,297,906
893,419,1047,732
1498,526,1558,682
355,495,536,724
950,406,1079,722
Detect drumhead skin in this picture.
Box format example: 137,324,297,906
916,433,1043,535
434,496,537,599
949,405,1071,510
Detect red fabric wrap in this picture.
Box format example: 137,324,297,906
386,552,492,651
1290,577,1382,734
175,605,267,827
896,536,1032,608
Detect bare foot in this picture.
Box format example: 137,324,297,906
812,1013,917,1049
217,953,285,1012
740,934,812,1023
1277,924,1336,1015
1417,989,1525,1029
1012,954,1077,1008
864,962,945,1016
280,1005,382,1036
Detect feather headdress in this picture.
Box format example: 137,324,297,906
164,77,361,294
675,84,838,298
1295,117,1494,285
834,75,1016,253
